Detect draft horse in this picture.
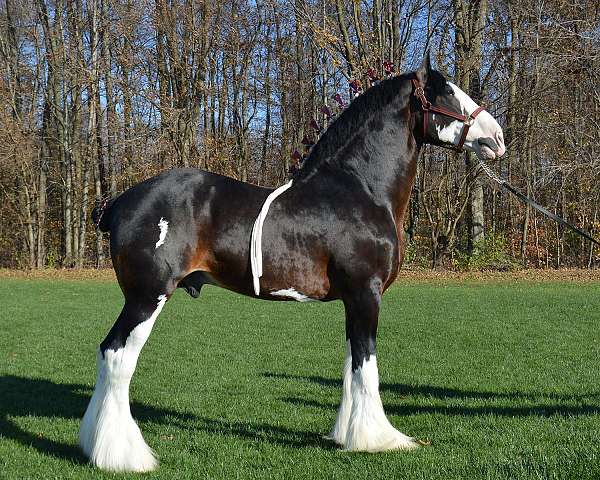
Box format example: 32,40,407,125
80,54,506,472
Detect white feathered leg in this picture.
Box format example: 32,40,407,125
344,355,418,452
80,295,166,472
326,341,353,445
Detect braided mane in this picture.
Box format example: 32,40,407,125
294,73,413,182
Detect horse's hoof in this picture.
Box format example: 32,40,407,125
344,427,421,452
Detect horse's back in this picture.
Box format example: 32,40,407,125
105,169,270,296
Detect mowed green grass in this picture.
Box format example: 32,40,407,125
1,277,600,479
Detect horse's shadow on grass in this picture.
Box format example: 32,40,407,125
6,372,600,467
0,375,331,465
264,372,600,418
0,375,197,465
192,417,335,450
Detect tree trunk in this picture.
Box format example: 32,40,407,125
453,0,488,252
102,0,117,197
259,15,273,186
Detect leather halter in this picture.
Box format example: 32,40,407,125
411,78,486,152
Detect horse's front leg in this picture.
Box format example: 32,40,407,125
334,279,419,452
326,339,352,445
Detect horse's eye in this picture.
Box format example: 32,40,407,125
445,86,454,95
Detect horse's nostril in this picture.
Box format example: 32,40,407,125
477,137,496,151
496,130,504,147
495,131,506,157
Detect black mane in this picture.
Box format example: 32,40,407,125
293,69,452,182
294,73,413,181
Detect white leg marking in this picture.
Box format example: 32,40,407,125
326,340,353,445
155,218,169,249
344,355,418,452
80,295,167,472
270,288,317,302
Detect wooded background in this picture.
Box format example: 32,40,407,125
0,0,598,269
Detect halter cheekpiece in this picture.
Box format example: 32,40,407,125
411,78,486,152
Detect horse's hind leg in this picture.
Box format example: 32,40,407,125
339,280,419,452
79,295,167,472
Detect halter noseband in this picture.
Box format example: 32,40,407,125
411,78,486,152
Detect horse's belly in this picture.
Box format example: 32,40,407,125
259,253,331,301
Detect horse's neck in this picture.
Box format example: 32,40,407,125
334,108,419,221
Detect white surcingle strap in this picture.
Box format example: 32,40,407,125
250,180,293,296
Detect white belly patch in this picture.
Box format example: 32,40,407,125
270,288,318,302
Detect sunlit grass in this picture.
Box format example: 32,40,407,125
1,277,600,479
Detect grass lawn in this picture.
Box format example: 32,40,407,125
1,275,600,479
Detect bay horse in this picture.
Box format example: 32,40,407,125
80,53,506,472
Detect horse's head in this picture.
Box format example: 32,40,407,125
413,53,506,160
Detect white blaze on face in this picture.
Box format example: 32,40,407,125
437,82,506,160
155,217,168,249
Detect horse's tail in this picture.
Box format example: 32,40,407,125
92,197,117,233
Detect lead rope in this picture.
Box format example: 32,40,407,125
250,180,294,296
476,158,600,247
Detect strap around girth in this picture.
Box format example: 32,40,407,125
250,180,294,296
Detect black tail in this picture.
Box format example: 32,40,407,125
92,198,116,233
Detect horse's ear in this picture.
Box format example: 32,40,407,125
415,50,431,84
